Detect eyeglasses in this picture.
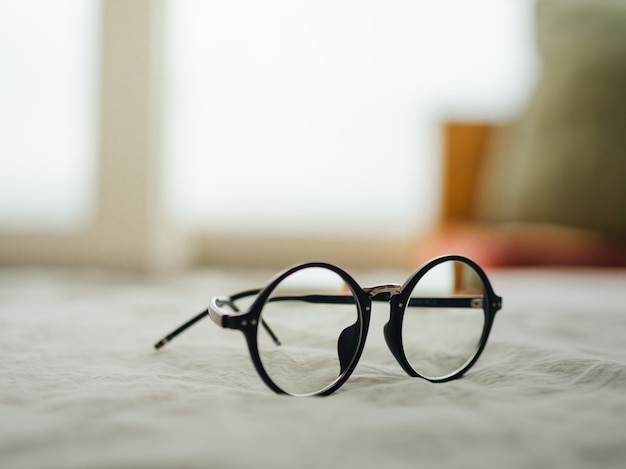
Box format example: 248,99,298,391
154,255,502,396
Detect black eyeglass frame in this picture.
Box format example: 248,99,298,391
155,254,502,396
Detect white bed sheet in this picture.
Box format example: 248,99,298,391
1,266,625,468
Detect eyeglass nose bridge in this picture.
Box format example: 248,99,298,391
363,284,402,301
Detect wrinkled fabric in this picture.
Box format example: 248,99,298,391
1,266,625,469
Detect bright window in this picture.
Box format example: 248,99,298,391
0,0,99,231
163,0,537,236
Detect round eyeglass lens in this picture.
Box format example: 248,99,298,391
257,266,361,396
401,260,486,380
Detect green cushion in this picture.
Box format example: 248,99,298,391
477,0,626,240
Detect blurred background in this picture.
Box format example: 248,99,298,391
0,0,538,271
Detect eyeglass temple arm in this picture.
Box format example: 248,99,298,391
154,289,496,350
154,289,282,350
154,309,210,349
264,293,486,309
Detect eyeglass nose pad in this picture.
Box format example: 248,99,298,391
383,320,402,363
384,302,415,376
384,311,418,377
337,321,360,373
